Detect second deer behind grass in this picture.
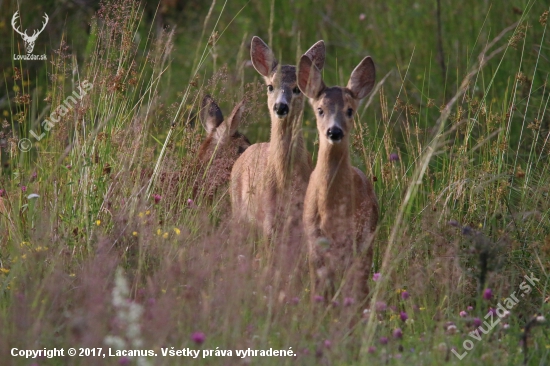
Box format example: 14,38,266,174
297,53,379,303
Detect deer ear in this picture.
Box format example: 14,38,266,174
304,40,326,71
200,95,224,134
297,54,325,99
347,56,376,100
225,99,245,137
250,36,278,77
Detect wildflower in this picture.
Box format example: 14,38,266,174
375,301,387,311
191,332,206,344
145,210,151,215
96,220,101,226
0,268,9,274
331,300,339,307
153,194,161,204
536,315,546,323
290,297,299,305
368,346,376,353
502,310,511,318
323,340,331,348
503,323,510,329
461,226,473,235
0,189,5,197
21,185,27,192
389,153,399,162
379,337,388,345
473,318,482,327
400,311,408,322
187,198,197,208
359,13,366,21
119,356,131,365
488,307,496,316
459,310,468,317
132,232,138,237
66,164,72,170
162,232,169,239
138,212,144,218
173,228,181,235
467,305,474,311
448,219,459,227
344,297,354,306
401,290,410,300
393,328,403,339
156,228,161,235
373,273,381,281
483,288,493,300
446,324,458,335
314,295,324,303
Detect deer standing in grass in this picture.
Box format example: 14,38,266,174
144,95,249,203
297,53,379,302
230,37,325,238
194,95,250,201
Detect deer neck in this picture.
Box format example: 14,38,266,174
267,113,307,188
315,138,353,198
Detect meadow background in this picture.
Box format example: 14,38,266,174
0,0,549,364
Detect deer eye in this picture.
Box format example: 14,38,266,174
317,108,324,116
292,87,301,94
267,85,274,92
347,108,353,117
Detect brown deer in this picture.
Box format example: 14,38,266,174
137,95,249,204
230,37,325,238
297,53,379,303
194,95,250,201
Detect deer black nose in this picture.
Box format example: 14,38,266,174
327,127,344,141
274,103,289,117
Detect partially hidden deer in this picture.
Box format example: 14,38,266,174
193,94,250,201
137,95,249,204
230,37,325,239
297,53,379,303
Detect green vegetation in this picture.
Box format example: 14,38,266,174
0,0,549,364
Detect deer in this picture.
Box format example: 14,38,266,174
194,94,250,201
132,95,249,205
230,37,325,239
12,11,48,54
297,53,379,304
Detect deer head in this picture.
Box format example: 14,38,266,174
12,11,48,54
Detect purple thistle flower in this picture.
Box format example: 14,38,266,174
368,346,376,353
488,307,496,316
393,328,403,339
401,290,410,300
323,340,331,348
400,311,408,322
483,288,493,300
153,194,162,204
290,297,300,305
448,219,459,227
344,297,354,306
459,310,468,317
379,337,388,345
191,332,206,344
389,153,399,162
473,317,482,327
373,273,381,281
21,185,27,192
331,300,340,307
375,301,387,311
0,189,5,197
314,295,324,303
467,305,474,311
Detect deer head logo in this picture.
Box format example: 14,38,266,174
11,11,48,54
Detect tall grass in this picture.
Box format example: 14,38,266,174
0,0,549,365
